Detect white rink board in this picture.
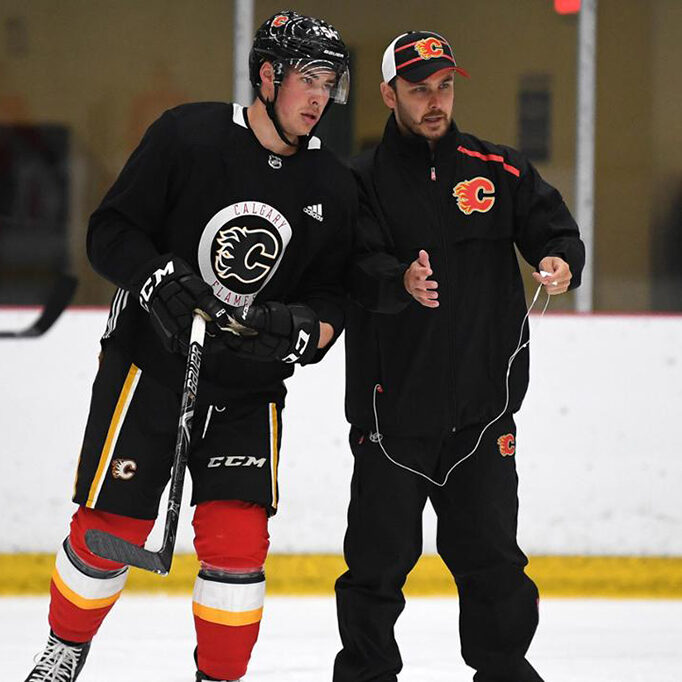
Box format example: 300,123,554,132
1,308,681,556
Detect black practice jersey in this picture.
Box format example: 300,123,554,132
88,102,356,403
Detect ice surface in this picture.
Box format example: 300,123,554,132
4,595,681,681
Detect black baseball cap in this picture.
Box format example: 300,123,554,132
381,31,469,84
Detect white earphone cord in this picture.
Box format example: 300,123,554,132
371,283,551,487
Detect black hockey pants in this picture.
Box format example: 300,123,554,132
333,417,543,682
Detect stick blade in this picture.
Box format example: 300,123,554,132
0,273,78,339
30,274,78,336
85,529,171,576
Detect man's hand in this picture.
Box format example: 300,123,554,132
532,256,572,295
318,322,334,349
404,249,439,308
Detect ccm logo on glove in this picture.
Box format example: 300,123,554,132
139,259,176,312
223,301,320,365
282,329,311,363
132,255,238,355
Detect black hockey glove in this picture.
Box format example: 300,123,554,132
224,301,320,365
134,256,250,354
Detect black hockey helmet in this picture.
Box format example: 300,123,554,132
249,10,351,105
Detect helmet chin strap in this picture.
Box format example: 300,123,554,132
257,86,299,149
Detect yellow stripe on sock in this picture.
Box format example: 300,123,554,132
193,602,263,626
52,568,122,610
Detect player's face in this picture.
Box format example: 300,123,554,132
384,70,455,142
276,66,337,138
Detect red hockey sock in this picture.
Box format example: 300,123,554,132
192,500,269,680
48,506,154,643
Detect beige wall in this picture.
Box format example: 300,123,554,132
1,0,680,310
1,0,234,303
594,1,652,309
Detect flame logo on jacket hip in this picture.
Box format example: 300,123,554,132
497,434,516,457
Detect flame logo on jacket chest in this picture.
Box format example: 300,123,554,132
453,177,496,215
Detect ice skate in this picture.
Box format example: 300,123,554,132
25,630,91,681
196,672,242,681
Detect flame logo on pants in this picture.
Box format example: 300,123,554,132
453,177,496,215
111,459,137,480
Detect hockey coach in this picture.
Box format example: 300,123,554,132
335,30,585,682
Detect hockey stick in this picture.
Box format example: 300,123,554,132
0,273,78,339
85,312,207,575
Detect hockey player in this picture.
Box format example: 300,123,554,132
25,11,354,682
336,31,585,681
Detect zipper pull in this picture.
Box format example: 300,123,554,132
430,166,436,182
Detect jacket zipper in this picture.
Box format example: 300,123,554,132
427,152,458,429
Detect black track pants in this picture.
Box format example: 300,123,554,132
333,417,543,682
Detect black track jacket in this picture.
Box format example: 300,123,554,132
345,115,584,437
88,103,356,404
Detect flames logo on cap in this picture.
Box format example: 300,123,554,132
415,37,444,60
497,434,516,457
272,15,289,27
453,177,496,215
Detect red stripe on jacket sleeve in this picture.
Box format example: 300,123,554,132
457,145,521,177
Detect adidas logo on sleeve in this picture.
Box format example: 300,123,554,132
303,204,323,222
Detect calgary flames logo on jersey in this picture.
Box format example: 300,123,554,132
214,226,280,285
272,15,289,27
453,177,496,215
198,201,292,307
497,434,516,457
415,37,444,60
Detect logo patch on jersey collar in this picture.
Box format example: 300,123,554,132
453,177,495,215
303,203,323,222
268,154,282,169
198,201,292,307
